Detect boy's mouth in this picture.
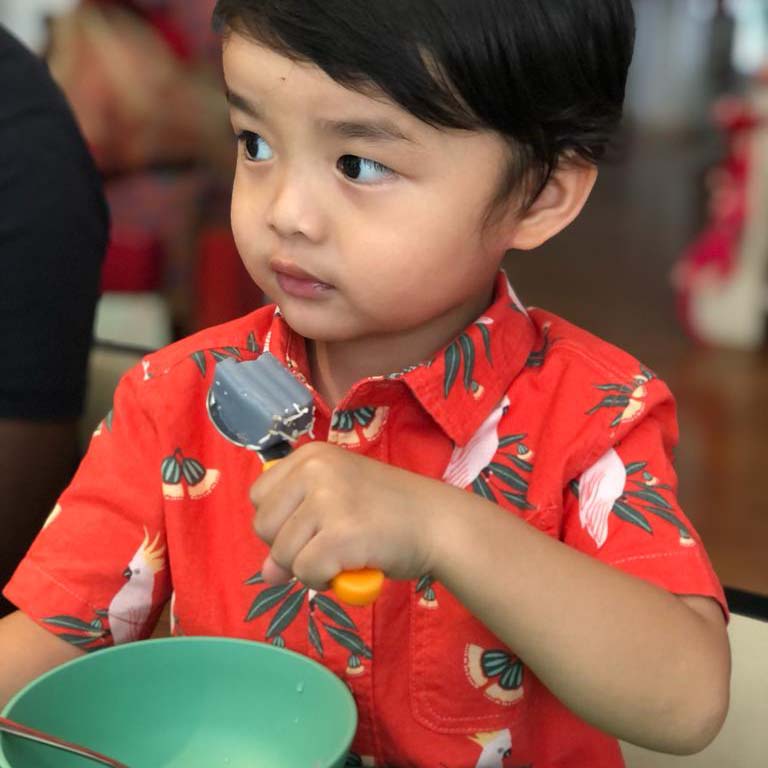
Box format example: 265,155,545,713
271,259,334,298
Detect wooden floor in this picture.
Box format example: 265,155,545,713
505,126,768,598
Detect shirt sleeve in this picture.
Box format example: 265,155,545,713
2,365,170,650
562,406,728,618
0,28,108,421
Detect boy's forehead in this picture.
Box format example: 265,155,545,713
222,32,424,135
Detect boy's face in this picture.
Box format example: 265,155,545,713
223,33,518,350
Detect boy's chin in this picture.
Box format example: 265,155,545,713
278,307,362,344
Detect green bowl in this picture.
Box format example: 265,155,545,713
0,637,357,768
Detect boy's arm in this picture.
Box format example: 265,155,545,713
428,492,730,755
254,440,730,754
0,611,84,710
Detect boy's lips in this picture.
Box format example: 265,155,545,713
270,259,334,299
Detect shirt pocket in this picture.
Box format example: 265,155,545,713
409,579,527,735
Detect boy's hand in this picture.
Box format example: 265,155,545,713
250,442,444,590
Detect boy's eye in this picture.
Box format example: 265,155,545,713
238,131,274,162
337,155,395,184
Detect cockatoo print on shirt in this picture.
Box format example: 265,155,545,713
443,396,511,488
108,528,166,645
577,448,627,548
469,729,513,768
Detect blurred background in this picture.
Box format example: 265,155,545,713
1,0,766,606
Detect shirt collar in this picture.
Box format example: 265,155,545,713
264,270,537,447
400,271,536,445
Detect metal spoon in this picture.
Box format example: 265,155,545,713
0,715,129,767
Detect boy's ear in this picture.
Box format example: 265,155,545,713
506,161,598,251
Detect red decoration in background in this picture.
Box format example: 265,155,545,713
195,227,264,330
101,230,164,293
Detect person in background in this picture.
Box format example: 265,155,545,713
0,25,108,616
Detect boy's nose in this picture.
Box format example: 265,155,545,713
266,168,326,242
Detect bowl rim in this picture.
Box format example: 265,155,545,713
0,636,358,767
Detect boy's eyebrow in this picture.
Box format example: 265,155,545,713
226,89,420,146
317,117,419,145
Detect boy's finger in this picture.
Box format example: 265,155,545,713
290,533,340,592
261,554,294,585
251,478,307,544
267,504,320,578
249,455,294,507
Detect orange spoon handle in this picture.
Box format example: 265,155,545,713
331,568,384,607
261,459,384,606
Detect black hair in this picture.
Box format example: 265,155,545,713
212,0,635,211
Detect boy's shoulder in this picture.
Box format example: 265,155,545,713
133,303,277,387
525,307,664,390
512,308,677,477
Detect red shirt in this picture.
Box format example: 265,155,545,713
5,272,726,767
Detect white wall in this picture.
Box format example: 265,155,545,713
0,0,78,52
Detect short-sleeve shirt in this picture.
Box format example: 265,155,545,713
0,25,108,421
4,271,726,767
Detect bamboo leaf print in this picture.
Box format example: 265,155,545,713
415,575,434,593
244,572,265,585
625,489,673,510
472,475,497,503
191,351,207,377
44,616,102,633
224,346,243,358
245,582,295,622
488,462,529,493
458,334,475,391
246,332,260,353
210,349,231,363
308,615,324,657
500,491,536,510
506,454,534,473
625,461,648,476
104,410,114,432
444,342,460,397
526,325,552,368
643,505,691,537
477,322,493,365
267,587,308,638
56,633,104,647
587,395,630,414
498,435,526,447
594,384,633,394
612,500,653,534
313,594,357,630
323,624,373,660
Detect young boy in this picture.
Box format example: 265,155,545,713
0,2,730,766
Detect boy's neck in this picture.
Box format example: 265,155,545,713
307,288,495,409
